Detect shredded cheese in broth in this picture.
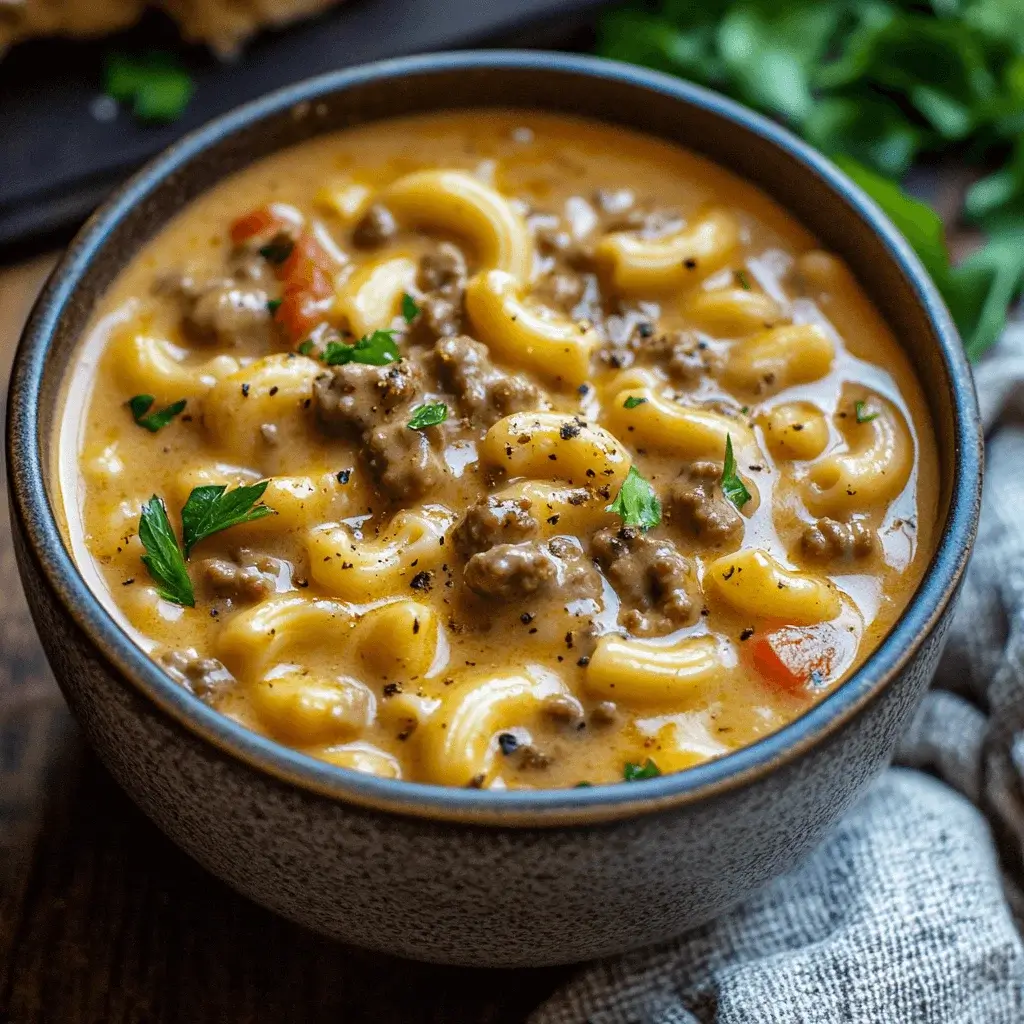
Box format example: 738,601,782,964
58,110,938,788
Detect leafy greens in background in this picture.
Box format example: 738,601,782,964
598,0,1024,359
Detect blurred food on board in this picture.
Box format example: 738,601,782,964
0,0,344,56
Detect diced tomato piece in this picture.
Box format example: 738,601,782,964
229,203,302,245
279,231,336,289
276,287,334,342
274,230,339,341
751,627,838,695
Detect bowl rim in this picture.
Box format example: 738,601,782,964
7,49,982,827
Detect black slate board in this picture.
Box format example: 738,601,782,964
0,0,606,257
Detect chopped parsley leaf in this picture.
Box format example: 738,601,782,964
606,465,661,531
297,339,315,356
407,402,449,430
855,400,879,423
267,298,282,314
623,395,648,409
180,481,275,557
104,52,194,123
323,329,400,367
401,292,420,324
128,395,186,433
138,496,194,607
721,433,752,510
735,269,752,290
624,758,661,782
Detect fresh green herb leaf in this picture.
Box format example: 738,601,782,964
259,238,294,265
624,758,661,782
297,339,315,356
128,395,186,433
623,396,648,409
267,298,282,314
138,496,194,607
735,268,752,290
323,330,401,367
401,292,420,323
606,466,662,531
721,434,752,510
322,340,350,365
104,53,194,123
574,781,594,788
180,481,275,557
855,400,879,423
407,402,449,430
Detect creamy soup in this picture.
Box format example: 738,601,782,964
58,110,938,788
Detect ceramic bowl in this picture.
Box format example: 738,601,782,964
6,51,982,967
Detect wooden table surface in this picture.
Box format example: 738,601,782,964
0,256,568,1023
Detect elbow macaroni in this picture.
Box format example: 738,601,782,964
805,392,914,515
596,209,739,293
381,170,533,282
112,331,240,402
606,387,756,461
336,253,418,337
202,354,322,462
760,401,830,461
722,324,835,396
685,286,784,335
705,549,842,625
480,412,631,488
586,635,736,707
418,670,578,786
306,506,454,601
465,270,600,386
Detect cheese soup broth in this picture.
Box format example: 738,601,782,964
59,110,938,788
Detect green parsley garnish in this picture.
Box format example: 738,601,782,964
267,298,282,314
138,484,275,605
259,238,294,265
401,292,420,324
407,403,449,430
323,329,400,367
104,52,194,123
624,759,661,782
606,465,661,531
623,396,648,409
138,496,194,607
855,400,879,424
297,339,315,356
180,481,275,557
128,395,186,433
735,269,752,290
721,433,752,510
574,781,594,788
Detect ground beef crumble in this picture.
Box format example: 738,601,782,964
434,335,540,426
591,527,697,637
801,517,875,561
312,360,446,500
666,462,744,546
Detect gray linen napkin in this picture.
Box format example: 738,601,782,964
533,325,1024,1024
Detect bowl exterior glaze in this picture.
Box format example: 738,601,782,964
7,52,982,968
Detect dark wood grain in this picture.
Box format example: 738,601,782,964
0,257,569,1023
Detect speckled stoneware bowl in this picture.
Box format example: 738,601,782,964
7,51,982,968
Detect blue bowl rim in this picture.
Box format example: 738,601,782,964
7,49,982,826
